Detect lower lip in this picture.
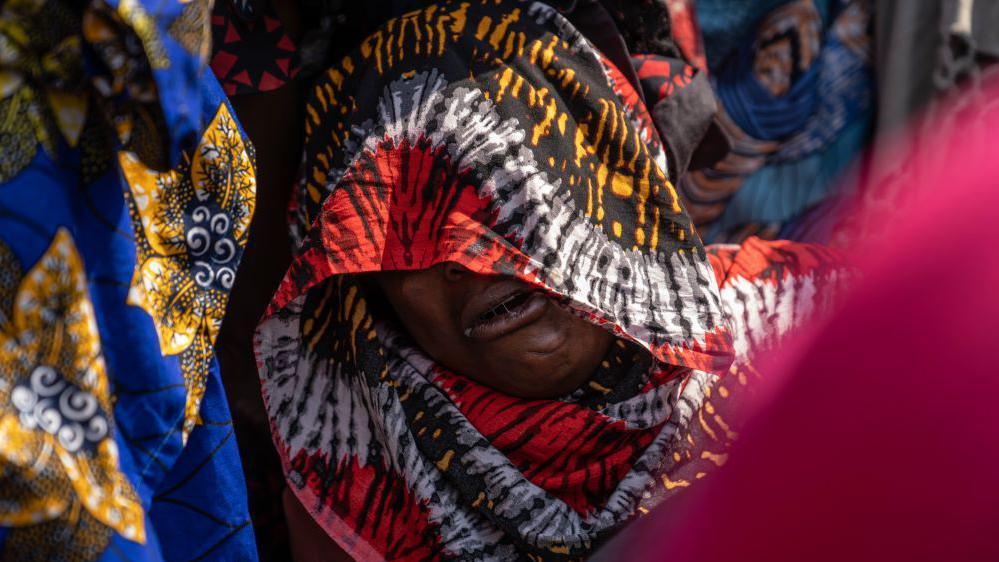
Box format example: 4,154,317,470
465,293,549,341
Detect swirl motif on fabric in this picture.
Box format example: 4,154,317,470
120,103,256,439
0,230,144,560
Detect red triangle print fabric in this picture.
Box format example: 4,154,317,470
210,0,299,96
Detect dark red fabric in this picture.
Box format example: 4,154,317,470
664,0,706,70
210,1,299,96
288,451,446,561
632,54,695,103
433,366,663,514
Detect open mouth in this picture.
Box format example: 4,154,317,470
464,289,549,341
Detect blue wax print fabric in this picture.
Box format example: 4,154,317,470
0,0,257,560
681,0,873,242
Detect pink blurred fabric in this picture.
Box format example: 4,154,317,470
601,90,999,561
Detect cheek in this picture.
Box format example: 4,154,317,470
393,277,464,349
398,284,444,325
553,311,614,374
515,308,572,354
576,316,614,347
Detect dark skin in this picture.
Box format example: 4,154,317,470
373,262,614,399
285,263,614,561
284,488,353,562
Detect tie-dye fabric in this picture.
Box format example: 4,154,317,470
0,0,256,560
664,0,706,69
255,1,847,560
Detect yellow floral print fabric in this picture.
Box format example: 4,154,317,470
0,0,257,558
0,0,87,181
120,103,256,438
0,229,144,559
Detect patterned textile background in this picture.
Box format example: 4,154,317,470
0,0,257,560
685,0,873,244
210,0,300,96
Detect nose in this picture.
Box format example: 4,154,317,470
442,261,469,283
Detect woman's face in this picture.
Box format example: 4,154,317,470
373,262,613,399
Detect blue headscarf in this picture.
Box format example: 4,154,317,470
682,0,872,243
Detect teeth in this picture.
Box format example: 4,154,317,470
489,302,512,318
477,292,529,324
464,291,541,337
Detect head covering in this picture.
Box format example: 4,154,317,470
682,0,873,242
255,0,736,559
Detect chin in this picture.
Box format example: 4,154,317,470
498,355,588,399
470,311,607,398
516,314,573,355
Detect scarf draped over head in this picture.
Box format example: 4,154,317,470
255,1,736,559
681,0,872,241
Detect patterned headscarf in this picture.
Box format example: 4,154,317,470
255,1,738,559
